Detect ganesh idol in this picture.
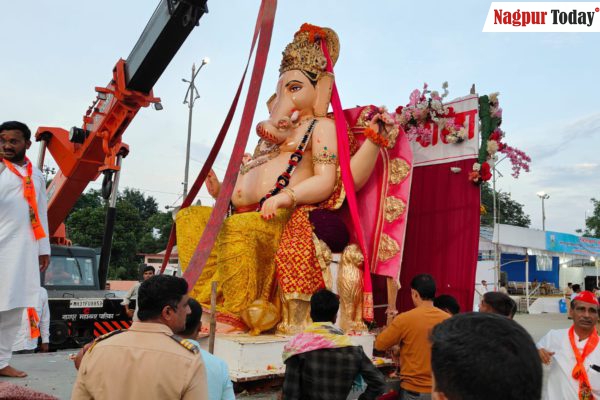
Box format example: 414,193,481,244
176,23,405,335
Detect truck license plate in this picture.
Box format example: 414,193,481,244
69,299,104,308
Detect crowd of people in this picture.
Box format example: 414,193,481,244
67,273,545,400
3,120,600,399
69,272,556,400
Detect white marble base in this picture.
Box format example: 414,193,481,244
198,332,376,382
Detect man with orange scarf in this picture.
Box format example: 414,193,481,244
0,121,50,378
538,290,600,399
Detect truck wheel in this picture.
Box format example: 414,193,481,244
49,321,69,346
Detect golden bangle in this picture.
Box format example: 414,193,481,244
281,188,297,208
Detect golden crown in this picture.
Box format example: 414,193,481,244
279,23,340,79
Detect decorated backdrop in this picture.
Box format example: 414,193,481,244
396,94,481,313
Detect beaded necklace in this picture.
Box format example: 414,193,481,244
258,118,317,210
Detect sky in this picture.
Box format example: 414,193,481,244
1,1,599,235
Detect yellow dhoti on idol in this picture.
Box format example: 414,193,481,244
176,206,291,329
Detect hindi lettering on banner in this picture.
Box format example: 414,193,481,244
410,95,480,167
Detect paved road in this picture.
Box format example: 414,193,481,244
514,312,571,342
0,312,572,399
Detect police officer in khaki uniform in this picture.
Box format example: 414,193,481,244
72,275,208,399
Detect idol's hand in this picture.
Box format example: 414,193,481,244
369,108,398,148
205,170,221,199
260,193,292,220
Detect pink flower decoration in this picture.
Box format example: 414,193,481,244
500,145,531,178
493,107,503,119
409,89,421,106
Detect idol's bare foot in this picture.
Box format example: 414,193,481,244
0,365,28,377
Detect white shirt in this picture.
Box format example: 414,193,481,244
121,282,141,306
13,287,50,351
537,328,600,400
0,161,50,311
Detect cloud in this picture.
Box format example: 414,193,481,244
539,33,584,48
505,168,599,233
532,112,600,160
189,141,236,177
573,163,599,171
527,164,600,189
189,142,214,164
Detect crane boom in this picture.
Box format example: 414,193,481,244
35,0,208,242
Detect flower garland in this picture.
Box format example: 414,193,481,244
364,127,390,148
469,93,531,185
394,82,467,145
394,84,531,185
258,119,316,209
469,94,501,185
500,145,531,178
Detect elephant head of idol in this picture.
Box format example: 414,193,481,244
255,24,339,144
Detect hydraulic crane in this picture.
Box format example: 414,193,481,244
35,0,208,289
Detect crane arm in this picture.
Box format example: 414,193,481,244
35,0,208,241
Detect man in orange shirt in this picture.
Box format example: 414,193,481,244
375,274,449,400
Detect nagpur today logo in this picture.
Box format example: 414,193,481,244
483,2,600,32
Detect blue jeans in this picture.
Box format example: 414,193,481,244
400,389,432,400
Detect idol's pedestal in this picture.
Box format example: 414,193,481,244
198,333,381,382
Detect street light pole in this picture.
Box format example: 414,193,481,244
182,57,210,198
593,257,598,288
492,164,499,291
492,155,506,291
585,209,591,228
537,191,550,231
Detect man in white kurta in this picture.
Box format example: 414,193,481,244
537,291,600,399
12,287,51,353
0,121,50,377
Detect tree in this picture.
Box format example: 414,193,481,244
480,182,531,228
65,189,173,280
120,188,159,221
71,189,104,212
579,198,600,238
67,205,105,248
109,200,144,279
138,211,174,254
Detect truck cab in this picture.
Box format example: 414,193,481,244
43,246,99,290
42,245,131,349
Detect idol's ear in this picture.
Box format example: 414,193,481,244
313,73,334,117
266,93,277,114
